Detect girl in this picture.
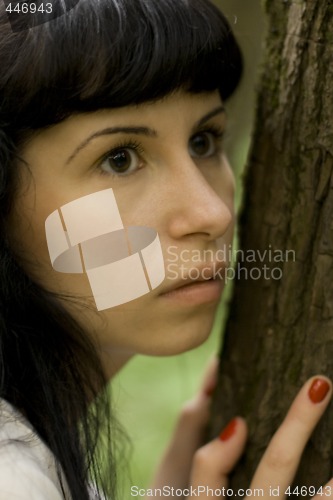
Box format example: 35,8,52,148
0,0,332,498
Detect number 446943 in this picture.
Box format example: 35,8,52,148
285,486,332,497
5,3,53,14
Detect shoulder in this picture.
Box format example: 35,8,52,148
0,398,69,499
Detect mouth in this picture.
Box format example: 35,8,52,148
158,262,226,305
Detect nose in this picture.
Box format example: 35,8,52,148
166,157,234,242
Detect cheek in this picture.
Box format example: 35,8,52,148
9,195,50,270
210,159,236,226
11,197,94,299
8,179,85,296
214,160,236,256
222,156,236,204
11,186,164,313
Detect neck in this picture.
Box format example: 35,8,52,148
99,348,135,380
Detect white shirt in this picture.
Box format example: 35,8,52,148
0,398,72,499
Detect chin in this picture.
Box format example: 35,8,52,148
137,310,216,357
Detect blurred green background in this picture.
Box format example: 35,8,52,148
107,1,266,496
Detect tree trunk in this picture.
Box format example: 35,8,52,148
210,0,333,491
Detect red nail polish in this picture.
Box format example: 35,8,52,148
219,418,237,441
308,378,331,403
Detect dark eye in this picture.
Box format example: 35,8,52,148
189,132,217,158
100,148,140,175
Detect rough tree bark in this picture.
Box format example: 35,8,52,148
210,0,333,491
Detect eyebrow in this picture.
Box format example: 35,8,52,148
65,105,225,165
196,106,225,128
66,127,157,165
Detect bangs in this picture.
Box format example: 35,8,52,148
0,0,243,129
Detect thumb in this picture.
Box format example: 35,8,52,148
189,417,247,498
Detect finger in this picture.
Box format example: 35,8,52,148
312,477,333,500
150,393,212,490
249,376,332,497
189,417,247,498
151,358,220,492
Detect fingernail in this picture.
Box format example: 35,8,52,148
219,418,237,441
308,378,331,404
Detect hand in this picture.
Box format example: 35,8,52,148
149,359,332,499
149,357,220,493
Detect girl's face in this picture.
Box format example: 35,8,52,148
9,91,235,372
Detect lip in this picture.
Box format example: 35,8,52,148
159,262,226,305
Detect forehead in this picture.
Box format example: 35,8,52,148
24,91,222,148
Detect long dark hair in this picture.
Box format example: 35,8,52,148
0,1,243,498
